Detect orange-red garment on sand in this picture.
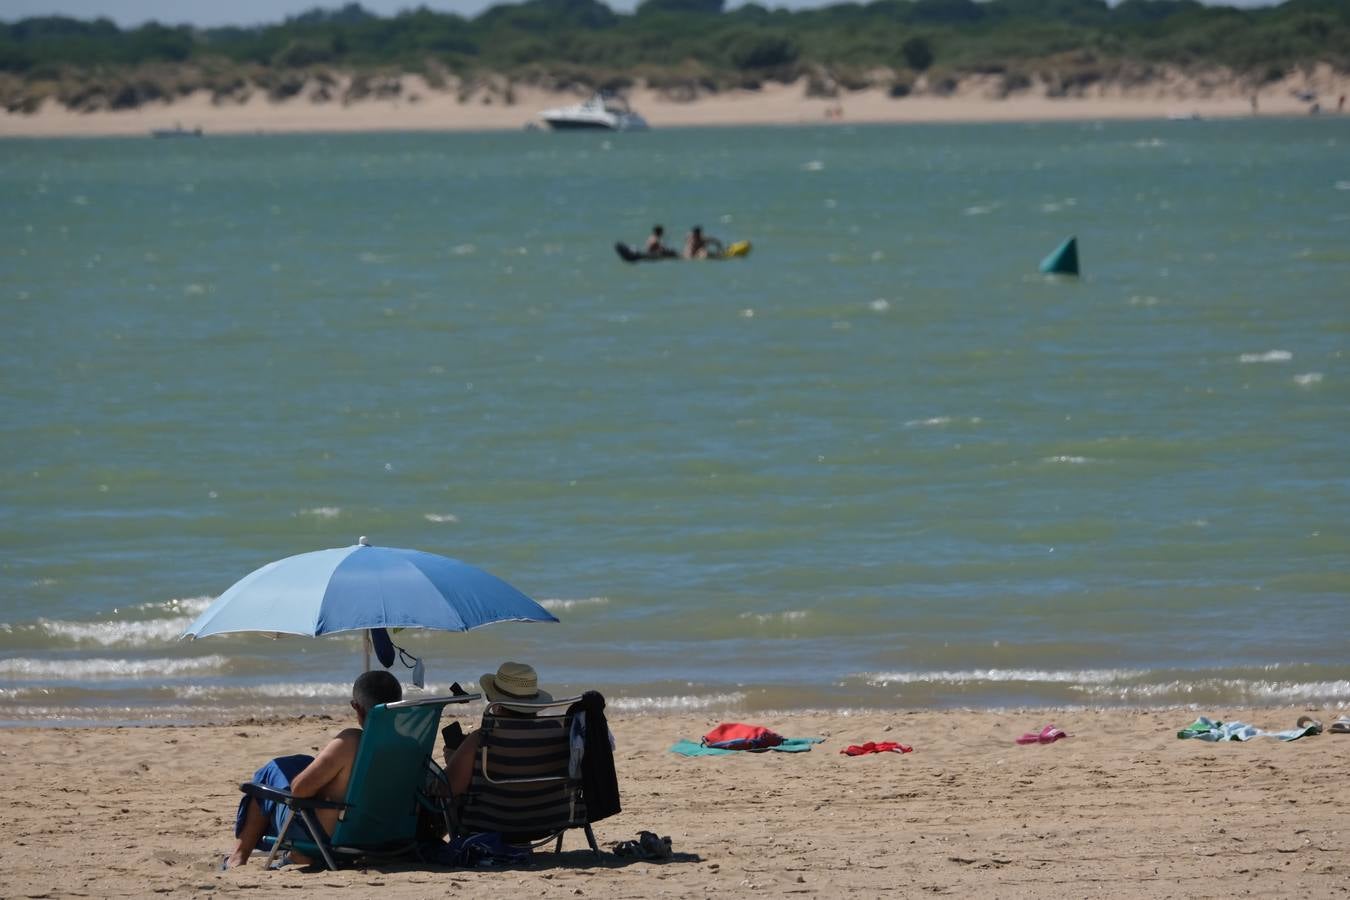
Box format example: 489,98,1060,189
702,723,785,751
840,741,913,755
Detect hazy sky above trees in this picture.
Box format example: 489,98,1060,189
0,0,1279,29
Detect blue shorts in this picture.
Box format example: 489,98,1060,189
235,754,317,847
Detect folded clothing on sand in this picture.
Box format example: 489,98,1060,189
841,741,913,756
702,722,785,751
670,736,824,757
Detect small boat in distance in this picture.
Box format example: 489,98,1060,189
538,92,648,132
151,124,203,138
615,240,751,263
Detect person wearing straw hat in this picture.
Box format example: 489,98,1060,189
444,662,552,796
480,660,553,709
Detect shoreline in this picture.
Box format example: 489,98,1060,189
0,108,1340,142
3,705,1345,897
3,71,1347,139
2,700,1345,730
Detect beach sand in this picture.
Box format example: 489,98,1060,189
2,67,1348,138
2,706,1346,898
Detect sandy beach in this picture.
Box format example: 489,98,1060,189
2,67,1348,138
2,706,1346,898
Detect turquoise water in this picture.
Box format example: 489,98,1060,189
2,120,1347,723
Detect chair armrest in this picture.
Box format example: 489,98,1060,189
385,692,482,709
240,782,348,810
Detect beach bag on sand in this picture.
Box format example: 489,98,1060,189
431,832,532,868
702,723,785,751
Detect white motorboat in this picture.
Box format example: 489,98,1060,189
538,92,648,131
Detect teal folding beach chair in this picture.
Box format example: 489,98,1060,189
241,693,476,871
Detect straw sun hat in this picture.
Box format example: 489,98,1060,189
479,661,553,705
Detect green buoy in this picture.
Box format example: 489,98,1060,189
1039,236,1079,276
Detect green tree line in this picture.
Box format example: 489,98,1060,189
1,0,1346,111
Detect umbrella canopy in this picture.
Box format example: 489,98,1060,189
183,540,558,639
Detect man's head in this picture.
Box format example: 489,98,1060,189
652,225,663,236
351,670,401,723
692,226,703,237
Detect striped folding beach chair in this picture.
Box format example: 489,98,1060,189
452,697,601,855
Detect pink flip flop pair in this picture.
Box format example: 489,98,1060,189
1016,724,1068,745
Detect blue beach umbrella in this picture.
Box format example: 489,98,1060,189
182,537,558,643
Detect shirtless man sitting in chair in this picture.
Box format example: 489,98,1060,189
226,670,402,868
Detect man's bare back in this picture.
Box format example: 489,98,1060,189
288,727,362,838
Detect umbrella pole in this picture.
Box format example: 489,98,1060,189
362,629,371,673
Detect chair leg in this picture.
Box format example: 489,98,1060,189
584,824,600,856
297,809,339,872
263,808,294,870
554,832,564,853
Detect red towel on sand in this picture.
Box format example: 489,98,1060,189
702,723,785,751
840,741,913,756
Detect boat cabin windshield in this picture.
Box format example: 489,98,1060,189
585,92,632,115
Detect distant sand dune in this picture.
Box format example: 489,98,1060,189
2,65,1347,137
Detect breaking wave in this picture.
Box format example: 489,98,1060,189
0,655,230,679
539,596,609,612
1074,678,1350,703
296,506,342,518
606,692,747,712
863,668,1146,686
738,610,809,624
3,596,216,648
1238,350,1292,364
904,416,983,428
175,682,357,700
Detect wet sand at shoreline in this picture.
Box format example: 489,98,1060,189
2,706,1346,898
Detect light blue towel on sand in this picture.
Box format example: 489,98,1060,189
1265,721,1322,742
670,737,824,757
1178,716,1320,742
1187,718,1261,742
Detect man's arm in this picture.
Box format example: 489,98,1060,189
448,730,481,797
289,728,361,799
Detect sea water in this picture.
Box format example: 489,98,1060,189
1,120,1347,724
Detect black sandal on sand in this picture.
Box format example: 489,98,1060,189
613,831,673,860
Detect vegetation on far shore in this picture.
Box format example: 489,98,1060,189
1,0,1347,114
